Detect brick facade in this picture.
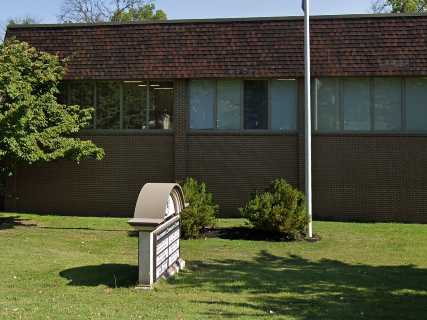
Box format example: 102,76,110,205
4,14,427,222
4,79,427,222
6,135,175,216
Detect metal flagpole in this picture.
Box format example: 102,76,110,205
303,0,313,238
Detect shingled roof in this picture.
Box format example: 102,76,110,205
6,13,427,80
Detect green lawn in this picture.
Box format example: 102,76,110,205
0,213,426,320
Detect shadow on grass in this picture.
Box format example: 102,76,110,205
127,230,139,237
59,264,137,288
206,226,299,241
38,226,131,232
169,251,427,319
0,215,37,230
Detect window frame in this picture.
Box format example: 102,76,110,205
63,80,176,134
188,78,298,134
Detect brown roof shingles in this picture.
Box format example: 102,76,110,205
6,14,427,79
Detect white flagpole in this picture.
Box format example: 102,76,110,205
304,0,313,238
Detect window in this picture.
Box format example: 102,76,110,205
57,82,69,105
96,81,121,129
149,81,174,130
217,80,241,129
189,79,297,131
69,82,95,107
342,79,371,131
189,80,215,129
61,81,174,130
68,82,95,128
406,78,427,130
244,80,268,130
314,77,419,132
314,78,340,131
123,82,146,129
271,80,297,131
374,78,402,131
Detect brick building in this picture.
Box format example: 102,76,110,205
5,13,427,222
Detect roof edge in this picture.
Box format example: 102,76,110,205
6,12,427,30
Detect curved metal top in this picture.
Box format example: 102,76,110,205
128,183,185,228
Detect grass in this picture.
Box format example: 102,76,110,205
0,213,427,320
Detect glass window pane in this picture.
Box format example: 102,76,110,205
217,80,241,129
271,80,297,131
123,82,146,130
374,78,402,131
57,81,68,105
406,78,427,130
244,80,268,130
315,78,340,131
190,80,215,129
149,81,174,130
69,81,94,128
96,81,121,129
343,78,371,131
69,81,94,107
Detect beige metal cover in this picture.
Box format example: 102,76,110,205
128,183,185,227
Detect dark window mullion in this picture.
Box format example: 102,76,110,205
240,80,244,130
314,78,318,131
402,77,406,131
146,81,150,129
140,81,145,130
338,79,344,131
214,80,218,129
66,81,70,105
370,78,375,131
119,82,124,130
93,82,97,129
268,79,272,130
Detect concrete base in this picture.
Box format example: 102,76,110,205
135,258,185,290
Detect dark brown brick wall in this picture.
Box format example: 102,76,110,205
5,135,174,216
312,135,427,223
8,132,427,222
186,134,299,216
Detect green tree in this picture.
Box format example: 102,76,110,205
0,40,104,191
59,0,166,23
372,0,427,13
111,3,166,22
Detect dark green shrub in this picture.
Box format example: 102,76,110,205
240,178,308,240
180,178,218,239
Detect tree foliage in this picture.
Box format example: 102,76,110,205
180,178,218,239
58,0,167,23
0,40,104,180
7,16,40,27
240,178,308,240
372,0,427,13
111,3,166,22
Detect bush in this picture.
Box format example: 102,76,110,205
240,178,308,240
180,178,218,239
